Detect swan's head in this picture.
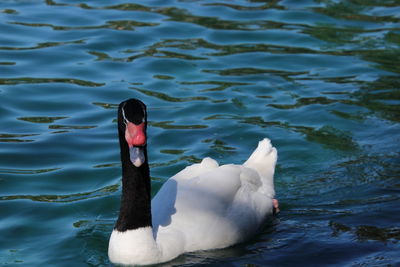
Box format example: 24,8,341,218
119,99,147,167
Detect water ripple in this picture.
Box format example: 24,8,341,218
0,39,85,50
0,167,60,175
0,77,104,87
18,116,68,123
11,20,158,31
0,133,39,143
0,184,118,203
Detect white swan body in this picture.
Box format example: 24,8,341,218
109,138,277,265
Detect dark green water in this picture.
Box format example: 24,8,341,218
1,0,399,266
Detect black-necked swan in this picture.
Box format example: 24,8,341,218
108,98,279,266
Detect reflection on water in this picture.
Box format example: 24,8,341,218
0,184,118,203
12,20,159,31
0,167,60,175
330,221,400,243
18,116,68,123
1,0,399,266
0,77,104,86
0,133,39,143
134,87,210,102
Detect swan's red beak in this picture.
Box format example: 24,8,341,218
125,122,146,147
125,122,146,167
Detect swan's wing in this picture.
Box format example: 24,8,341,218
153,164,243,250
153,163,273,251
151,157,220,232
152,163,240,229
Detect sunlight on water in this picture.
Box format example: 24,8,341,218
1,0,399,266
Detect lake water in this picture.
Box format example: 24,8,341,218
1,0,399,266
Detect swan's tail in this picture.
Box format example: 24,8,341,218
244,138,277,195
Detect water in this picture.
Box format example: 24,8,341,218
1,0,399,266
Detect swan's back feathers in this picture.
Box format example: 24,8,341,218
172,157,219,181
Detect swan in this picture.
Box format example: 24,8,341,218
108,98,278,266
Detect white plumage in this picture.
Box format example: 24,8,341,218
109,138,277,265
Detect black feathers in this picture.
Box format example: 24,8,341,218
115,99,152,231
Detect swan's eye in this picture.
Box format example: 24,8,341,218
121,107,129,126
141,107,146,123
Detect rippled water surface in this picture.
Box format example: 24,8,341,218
1,0,400,266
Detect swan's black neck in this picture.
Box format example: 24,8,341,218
114,106,152,232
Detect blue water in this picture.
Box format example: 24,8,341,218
1,0,399,266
